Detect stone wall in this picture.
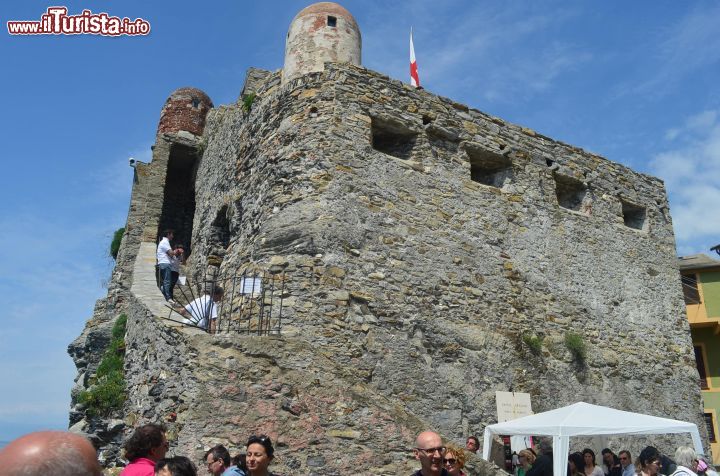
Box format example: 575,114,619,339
69,60,707,474
115,289,508,475
188,60,705,447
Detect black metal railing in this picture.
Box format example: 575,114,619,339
165,268,286,335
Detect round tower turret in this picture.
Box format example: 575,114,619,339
157,87,213,137
283,2,361,84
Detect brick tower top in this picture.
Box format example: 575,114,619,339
283,2,361,84
157,87,213,137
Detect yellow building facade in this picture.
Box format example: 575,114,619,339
680,253,720,464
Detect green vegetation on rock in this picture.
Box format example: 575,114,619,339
564,331,586,362
242,92,256,113
522,334,543,353
79,314,127,417
110,227,125,260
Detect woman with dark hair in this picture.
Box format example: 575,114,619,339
245,435,280,476
121,424,169,476
637,447,663,476
232,454,249,474
569,452,585,476
154,456,198,476
583,449,604,476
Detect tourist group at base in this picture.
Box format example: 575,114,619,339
2,425,716,476
0,425,277,476
411,430,717,476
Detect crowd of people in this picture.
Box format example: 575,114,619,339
504,443,718,476
2,425,717,475
410,430,719,476
118,424,278,476
0,425,279,476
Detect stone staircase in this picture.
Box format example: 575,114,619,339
129,242,186,329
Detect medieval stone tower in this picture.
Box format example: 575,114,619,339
283,2,361,83
69,2,708,474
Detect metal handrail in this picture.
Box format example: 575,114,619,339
167,268,286,335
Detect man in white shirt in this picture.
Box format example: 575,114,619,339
179,286,224,332
156,229,176,302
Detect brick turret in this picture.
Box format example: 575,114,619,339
157,87,213,136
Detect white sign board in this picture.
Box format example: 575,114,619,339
495,391,533,423
240,277,263,295
496,391,534,451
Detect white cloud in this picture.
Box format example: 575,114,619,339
651,110,720,252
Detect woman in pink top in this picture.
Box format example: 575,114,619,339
120,424,169,476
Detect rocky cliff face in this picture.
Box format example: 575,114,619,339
69,62,706,474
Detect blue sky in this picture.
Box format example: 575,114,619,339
0,1,718,443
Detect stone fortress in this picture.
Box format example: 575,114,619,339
69,2,709,474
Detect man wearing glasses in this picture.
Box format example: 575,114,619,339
205,445,245,476
619,451,635,476
412,431,450,476
466,436,480,453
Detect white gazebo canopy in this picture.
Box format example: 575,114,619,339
482,402,704,476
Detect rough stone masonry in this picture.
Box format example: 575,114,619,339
68,2,708,475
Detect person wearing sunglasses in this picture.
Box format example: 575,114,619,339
465,436,480,454
619,451,635,476
443,443,467,476
412,431,450,476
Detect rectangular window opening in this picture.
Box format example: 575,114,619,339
621,200,647,230
466,145,513,188
695,346,709,390
682,274,701,305
554,173,587,212
704,413,717,443
371,116,417,161
327,16,337,27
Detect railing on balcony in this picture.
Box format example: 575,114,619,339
165,268,286,335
